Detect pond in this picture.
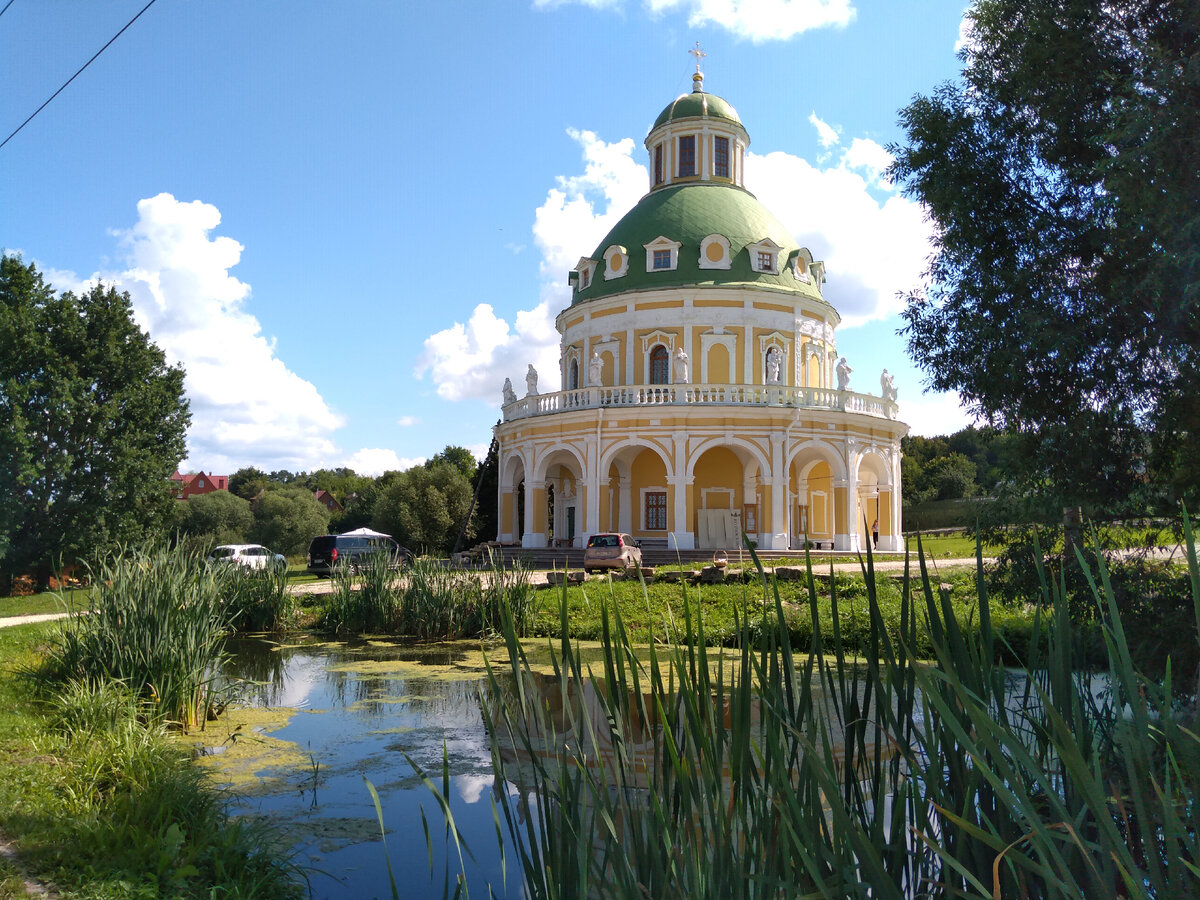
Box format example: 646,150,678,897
182,636,524,900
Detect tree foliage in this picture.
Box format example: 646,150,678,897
172,490,253,549
248,486,330,557
228,466,268,500
0,256,190,587
372,462,474,555
890,0,1200,513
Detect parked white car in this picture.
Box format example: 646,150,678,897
207,544,287,571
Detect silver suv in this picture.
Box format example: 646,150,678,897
583,533,642,573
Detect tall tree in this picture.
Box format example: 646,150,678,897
372,462,474,555
228,466,269,500
0,257,190,591
890,0,1200,515
248,485,330,557
172,490,253,549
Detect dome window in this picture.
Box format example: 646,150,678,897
677,135,696,177
644,236,681,273
698,233,731,270
713,136,730,179
748,238,783,275
653,144,664,186
573,257,597,292
603,245,629,280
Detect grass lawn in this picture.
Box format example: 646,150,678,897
0,589,87,620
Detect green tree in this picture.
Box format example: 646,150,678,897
249,486,330,556
0,257,190,591
172,490,253,549
228,466,269,500
372,463,474,555
427,445,477,482
890,0,1200,515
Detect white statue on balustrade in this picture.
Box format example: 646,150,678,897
525,364,539,396
880,369,898,402
502,378,517,406
588,351,603,386
673,347,689,384
836,357,853,391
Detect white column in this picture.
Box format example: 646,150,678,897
833,478,858,552
618,477,633,534
766,435,787,550
523,480,546,549
669,475,694,550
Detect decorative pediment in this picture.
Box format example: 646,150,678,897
644,235,682,273
748,237,783,274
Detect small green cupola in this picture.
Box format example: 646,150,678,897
645,68,750,193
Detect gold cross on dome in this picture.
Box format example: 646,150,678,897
689,41,706,73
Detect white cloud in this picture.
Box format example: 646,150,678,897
418,130,646,404
48,193,346,474
901,391,977,437
396,416,420,427
745,142,930,326
346,448,424,476
645,0,855,41
809,111,840,148
842,136,894,187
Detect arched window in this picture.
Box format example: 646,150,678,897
650,345,670,385
569,359,579,390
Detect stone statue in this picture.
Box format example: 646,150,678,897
588,351,603,386
673,347,689,384
880,368,898,402
836,356,852,391
525,364,539,396
766,347,781,384
502,377,517,406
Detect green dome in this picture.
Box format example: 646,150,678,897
652,91,742,130
573,182,825,305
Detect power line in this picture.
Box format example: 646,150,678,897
0,1,17,21
0,0,160,151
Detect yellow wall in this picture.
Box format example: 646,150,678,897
693,446,743,509
708,343,730,383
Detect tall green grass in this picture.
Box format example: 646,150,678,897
319,552,535,639
427,526,1199,898
39,545,230,730
220,564,295,633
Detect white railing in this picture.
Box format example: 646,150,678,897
502,384,899,422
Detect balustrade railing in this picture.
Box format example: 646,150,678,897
502,383,898,422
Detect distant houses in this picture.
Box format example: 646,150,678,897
169,470,229,500
314,489,344,514
170,470,345,513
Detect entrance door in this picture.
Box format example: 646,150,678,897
566,506,576,545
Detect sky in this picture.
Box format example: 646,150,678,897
0,0,977,476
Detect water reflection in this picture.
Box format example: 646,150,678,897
206,637,518,900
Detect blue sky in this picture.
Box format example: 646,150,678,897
1,0,975,475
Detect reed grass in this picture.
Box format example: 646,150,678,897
219,564,295,633
319,551,535,639
38,545,230,730
421,524,1199,898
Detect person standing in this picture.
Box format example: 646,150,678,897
871,517,880,549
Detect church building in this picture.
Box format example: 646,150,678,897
495,67,907,553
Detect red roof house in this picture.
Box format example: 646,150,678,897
170,470,229,500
